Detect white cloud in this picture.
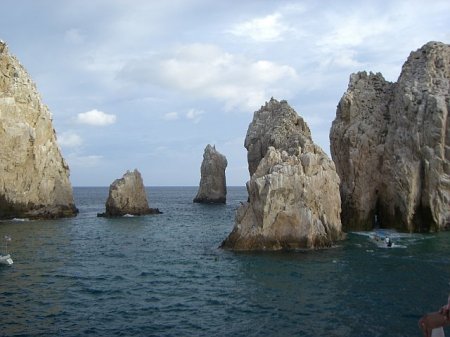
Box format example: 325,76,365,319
311,2,450,73
163,109,205,123
186,109,204,123
66,154,104,168
163,112,179,121
229,13,291,42
318,48,363,69
119,43,300,111
318,15,392,50
77,109,116,126
58,131,83,148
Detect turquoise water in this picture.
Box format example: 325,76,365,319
0,186,449,337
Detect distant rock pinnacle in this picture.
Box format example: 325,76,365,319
193,144,227,204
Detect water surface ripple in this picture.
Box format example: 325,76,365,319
1,187,449,336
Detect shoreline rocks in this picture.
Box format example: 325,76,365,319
0,40,77,219
221,98,343,250
193,144,227,204
330,41,450,232
97,169,161,217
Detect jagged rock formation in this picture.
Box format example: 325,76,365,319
245,98,312,177
330,41,450,232
193,144,227,204
0,40,77,219
98,169,161,217
221,98,343,250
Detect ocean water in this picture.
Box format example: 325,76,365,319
0,186,449,337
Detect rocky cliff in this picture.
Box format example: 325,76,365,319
0,40,77,219
330,41,450,232
98,169,160,217
221,98,343,250
193,144,227,204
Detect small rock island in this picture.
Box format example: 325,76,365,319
0,40,77,219
330,41,450,232
221,98,343,251
98,169,161,217
193,144,227,204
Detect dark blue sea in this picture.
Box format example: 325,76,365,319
1,186,449,337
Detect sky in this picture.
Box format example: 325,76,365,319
1,0,449,186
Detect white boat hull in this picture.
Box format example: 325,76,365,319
0,254,13,265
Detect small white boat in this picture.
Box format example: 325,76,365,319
0,254,13,265
1,235,13,265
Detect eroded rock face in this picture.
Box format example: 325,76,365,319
330,72,394,231
330,41,450,232
193,144,227,204
99,169,160,217
0,40,77,219
245,98,312,177
222,98,343,250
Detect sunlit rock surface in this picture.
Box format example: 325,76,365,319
222,98,343,250
0,40,77,219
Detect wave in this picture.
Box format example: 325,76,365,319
351,229,426,249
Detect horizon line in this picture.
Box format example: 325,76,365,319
73,185,247,188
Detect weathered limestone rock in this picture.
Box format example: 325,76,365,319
0,40,77,219
98,169,161,217
330,72,394,231
330,41,450,232
245,98,312,177
193,144,227,204
221,98,343,250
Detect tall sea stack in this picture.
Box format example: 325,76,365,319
330,41,450,232
0,40,77,219
193,144,227,204
221,98,343,250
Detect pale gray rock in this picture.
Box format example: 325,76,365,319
245,98,312,176
222,99,343,250
98,169,160,217
0,40,77,219
330,41,450,232
193,144,227,204
330,72,393,230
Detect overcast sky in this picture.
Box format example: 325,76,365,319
1,0,449,186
